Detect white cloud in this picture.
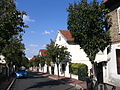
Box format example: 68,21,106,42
44,31,50,35
42,30,54,35
42,44,46,48
23,15,35,23
29,44,39,47
30,31,35,34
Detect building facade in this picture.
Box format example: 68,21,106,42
102,0,120,87
55,30,107,79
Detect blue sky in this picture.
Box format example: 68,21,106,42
16,0,102,59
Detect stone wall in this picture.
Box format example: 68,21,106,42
108,4,120,44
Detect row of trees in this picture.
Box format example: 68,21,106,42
30,40,71,77
0,0,29,76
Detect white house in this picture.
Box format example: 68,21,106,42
54,30,107,79
39,49,50,73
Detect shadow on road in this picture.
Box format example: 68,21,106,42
26,72,48,79
23,72,68,89
24,79,65,90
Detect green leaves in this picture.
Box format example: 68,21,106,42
46,41,71,65
0,0,28,67
67,0,111,63
0,0,27,52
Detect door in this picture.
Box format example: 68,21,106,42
116,49,120,74
96,62,103,83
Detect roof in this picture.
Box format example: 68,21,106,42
59,30,74,41
102,0,108,3
40,49,47,56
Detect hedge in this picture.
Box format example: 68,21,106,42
69,63,88,80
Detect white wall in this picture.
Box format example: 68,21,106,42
55,31,91,79
103,43,120,87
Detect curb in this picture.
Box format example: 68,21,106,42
6,78,16,90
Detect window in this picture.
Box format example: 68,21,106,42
116,49,120,74
61,64,66,72
59,36,61,41
117,7,120,33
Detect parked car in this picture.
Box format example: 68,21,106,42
15,69,27,78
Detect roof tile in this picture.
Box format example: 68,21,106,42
40,49,47,56
59,30,74,41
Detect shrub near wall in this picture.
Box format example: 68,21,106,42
69,63,88,80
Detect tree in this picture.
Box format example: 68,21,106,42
67,0,111,88
46,40,71,76
57,45,71,76
0,0,27,52
0,0,28,75
30,55,46,71
21,57,29,69
44,55,51,74
1,37,27,76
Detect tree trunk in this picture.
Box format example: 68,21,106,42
57,64,59,77
91,63,98,90
47,65,49,74
6,64,10,77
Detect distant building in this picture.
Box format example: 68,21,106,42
39,49,47,56
39,49,48,73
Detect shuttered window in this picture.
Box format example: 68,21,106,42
117,7,120,33
116,49,120,74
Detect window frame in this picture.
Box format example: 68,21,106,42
116,49,120,74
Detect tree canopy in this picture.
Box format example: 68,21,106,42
46,40,71,76
0,0,27,52
0,0,28,68
67,0,111,63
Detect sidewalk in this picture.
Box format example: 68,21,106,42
38,72,87,90
0,76,15,90
38,72,120,90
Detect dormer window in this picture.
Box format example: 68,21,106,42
117,7,120,33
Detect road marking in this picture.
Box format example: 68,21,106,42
6,78,16,90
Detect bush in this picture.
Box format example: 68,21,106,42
69,63,88,80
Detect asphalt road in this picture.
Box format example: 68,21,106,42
11,72,78,90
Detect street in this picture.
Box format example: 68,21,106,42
11,72,78,90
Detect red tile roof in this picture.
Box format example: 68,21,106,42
40,49,47,56
102,0,108,3
59,30,74,41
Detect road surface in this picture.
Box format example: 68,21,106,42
11,72,79,90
